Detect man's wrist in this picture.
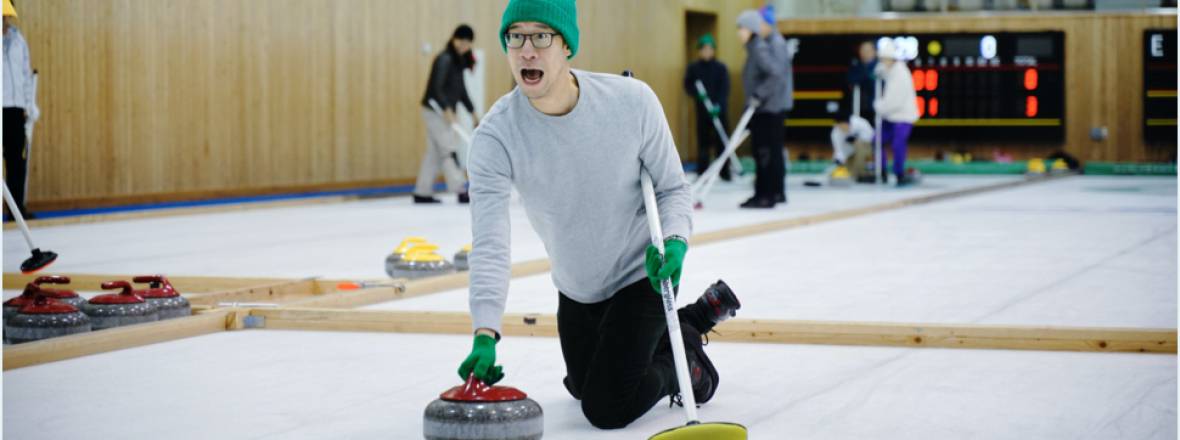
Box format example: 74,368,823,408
665,235,689,247
475,328,499,340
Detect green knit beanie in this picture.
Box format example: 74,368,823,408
697,33,716,49
499,0,579,59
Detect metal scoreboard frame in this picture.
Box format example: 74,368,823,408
786,32,1066,144
1143,29,1177,144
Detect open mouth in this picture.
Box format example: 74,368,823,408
520,68,544,85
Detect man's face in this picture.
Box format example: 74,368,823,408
737,27,752,44
506,22,571,100
453,38,472,55
698,45,715,61
858,42,876,63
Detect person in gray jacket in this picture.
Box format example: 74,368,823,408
736,9,791,208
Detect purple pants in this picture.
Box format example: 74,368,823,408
876,121,913,177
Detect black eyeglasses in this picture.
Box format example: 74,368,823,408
504,32,559,49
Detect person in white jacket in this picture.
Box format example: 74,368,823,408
3,0,38,219
829,111,875,182
872,39,919,186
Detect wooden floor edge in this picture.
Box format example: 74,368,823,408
247,308,1177,355
3,310,236,371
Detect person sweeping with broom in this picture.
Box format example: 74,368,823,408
457,0,744,435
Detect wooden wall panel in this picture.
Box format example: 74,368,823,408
15,0,759,209
780,12,1178,163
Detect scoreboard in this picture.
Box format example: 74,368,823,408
787,32,1065,143
1143,29,1177,143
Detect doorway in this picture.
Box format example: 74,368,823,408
683,10,718,168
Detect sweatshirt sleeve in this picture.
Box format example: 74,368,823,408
466,129,513,334
636,82,693,240
830,126,849,162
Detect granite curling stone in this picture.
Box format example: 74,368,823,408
82,281,159,330
5,292,92,344
3,283,41,323
132,275,191,320
32,275,87,309
454,244,472,272
386,236,428,277
424,374,543,440
391,244,454,280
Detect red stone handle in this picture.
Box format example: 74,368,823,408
100,280,133,294
33,275,70,286
132,275,174,291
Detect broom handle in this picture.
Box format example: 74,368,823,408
640,171,700,424
2,180,36,250
874,78,884,185
692,105,755,203
695,80,744,179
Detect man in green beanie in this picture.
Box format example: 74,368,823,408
457,0,742,430
683,33,734,182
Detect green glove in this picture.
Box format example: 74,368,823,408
645,238,687,294
458,334,504,384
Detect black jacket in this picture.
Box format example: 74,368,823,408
421,49,474,113
683,59,729,119
846,59,877,118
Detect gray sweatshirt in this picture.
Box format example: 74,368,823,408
466,69,693,333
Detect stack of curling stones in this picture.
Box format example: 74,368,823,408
82,280,159,330
424,374,543,440
4,285,92,344
391,243,455,280
454,244,472,272
385,236,427,277
132,275,191,320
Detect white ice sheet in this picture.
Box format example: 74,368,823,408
2,176,1016,279
3,330,1174,439
367,176,1178,328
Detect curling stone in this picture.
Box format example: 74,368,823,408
5,293,92,344
1026,158,1047,175
391,244,454,280
132,275,191,320
828,165,853,188
32,275,87,309
82,281,159,330
424,374,543,440
1050,158,1070,174
4,283,41,323
385,236,428,277
454,244,472,272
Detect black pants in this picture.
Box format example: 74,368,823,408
558,278,709,429
3,108,29,216
695,112,732,181
750,111,786,200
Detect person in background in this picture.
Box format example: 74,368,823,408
682,33,732,182
873,39,920,186
415,24,480,204
829,110,875,183
846,40,878,125
736,9,790,208
3,0,37,220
